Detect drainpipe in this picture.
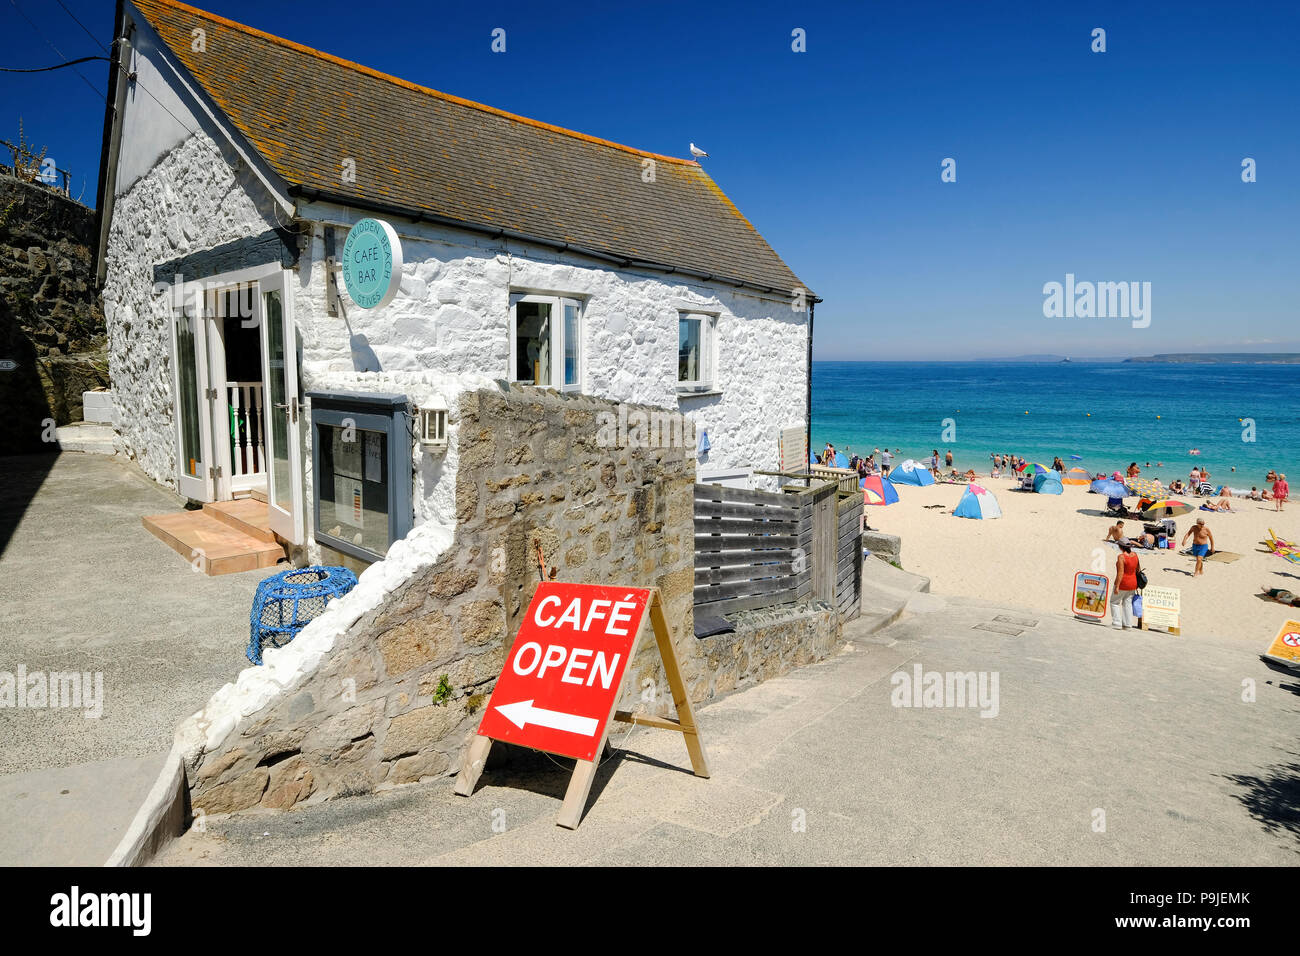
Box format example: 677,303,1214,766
805,299,815,474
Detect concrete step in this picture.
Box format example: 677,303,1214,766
861,554,930,593
142,509,285,575
0,751,169,866
54,422,116,455
203,497,276,543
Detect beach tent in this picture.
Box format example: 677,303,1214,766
1063,467,1091,485
954,483,1002,519
1033,472,1064,495
861,475,900,506
832,452,849,469
1090,479,1129,498
889,459,935,486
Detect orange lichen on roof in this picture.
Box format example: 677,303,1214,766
137,0,699,168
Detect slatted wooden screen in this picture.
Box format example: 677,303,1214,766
835,492,864,620
693,484,811,617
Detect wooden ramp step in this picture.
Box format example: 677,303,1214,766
142,510,285,576
203,498,276,543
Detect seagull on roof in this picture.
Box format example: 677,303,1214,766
689,143,708,159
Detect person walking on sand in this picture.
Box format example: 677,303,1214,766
1111,540,1141,629
1180,518,1215,576
1273,473,1289,512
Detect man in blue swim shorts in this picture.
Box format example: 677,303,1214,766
1180,517,1215,577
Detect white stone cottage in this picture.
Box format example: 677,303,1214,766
95,0,817,569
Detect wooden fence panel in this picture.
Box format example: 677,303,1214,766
694,483,813,617
694,482,863,620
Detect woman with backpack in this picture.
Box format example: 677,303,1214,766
1110,540,1143,629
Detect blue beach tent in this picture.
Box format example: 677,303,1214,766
889,459,935,486
953,483,1002,519
1033,471,1064,495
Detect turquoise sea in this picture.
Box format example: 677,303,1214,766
811,362,1300,491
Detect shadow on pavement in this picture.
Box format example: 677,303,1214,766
1221,757,1300,848
0,452,58,557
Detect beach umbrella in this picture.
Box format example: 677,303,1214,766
1140,499,1193,518
1090,479,1129,498
1063,467,1091,485
1125,477,1164,499
954,483,1002,519
889,460,935,486
1025,462,1053,475
1033,472,1064,495
861,475,900,506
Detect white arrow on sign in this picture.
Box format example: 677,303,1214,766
495,699,598,737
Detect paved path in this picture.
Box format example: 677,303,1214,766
156,590,1300,866
0,452,281,777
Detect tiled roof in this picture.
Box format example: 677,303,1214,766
130,0,813,297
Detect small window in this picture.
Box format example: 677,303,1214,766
510,294,582,391
678,313,715,391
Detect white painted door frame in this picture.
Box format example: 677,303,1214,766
168,283,215,502
257,268,305,545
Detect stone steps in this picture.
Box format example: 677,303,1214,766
846,556,933,641
54,422,116,455
141,508,285,575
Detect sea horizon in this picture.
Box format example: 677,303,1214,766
811,360,1299,491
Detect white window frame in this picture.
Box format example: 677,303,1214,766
508,293,583,392
678,311,717,393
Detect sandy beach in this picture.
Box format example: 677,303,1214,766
869,474,1299,644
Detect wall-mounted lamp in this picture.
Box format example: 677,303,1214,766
418,399,448,450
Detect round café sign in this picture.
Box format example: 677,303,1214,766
341,218,402,309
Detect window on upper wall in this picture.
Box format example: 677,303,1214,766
510,294,583,391
678,312,716,391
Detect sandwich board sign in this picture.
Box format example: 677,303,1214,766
1140,585,1181,634
1263,619,1300,669
1071,571,1109,620
455,581,709,828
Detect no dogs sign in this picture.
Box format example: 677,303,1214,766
456,582,709,828
476,582,650,761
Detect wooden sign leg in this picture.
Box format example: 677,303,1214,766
650,592,710,779
556,757,599,830
453,734,493,797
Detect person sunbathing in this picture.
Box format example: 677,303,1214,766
1261,586,1300,607
1105,521,1127,542
1169,479,1186,494
1250,487,1263,501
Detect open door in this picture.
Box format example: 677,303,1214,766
171,288,215,502
257,270,304,544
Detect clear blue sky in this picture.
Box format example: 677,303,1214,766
3,0,1297,359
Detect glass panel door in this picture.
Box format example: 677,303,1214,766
174,296,214,501
257,270,304,544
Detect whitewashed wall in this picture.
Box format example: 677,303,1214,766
101,131,286,486
294,206,810,489
103,93,810,500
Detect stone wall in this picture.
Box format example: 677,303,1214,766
185,384,697,814
0,173,107,451
687,602,839,699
